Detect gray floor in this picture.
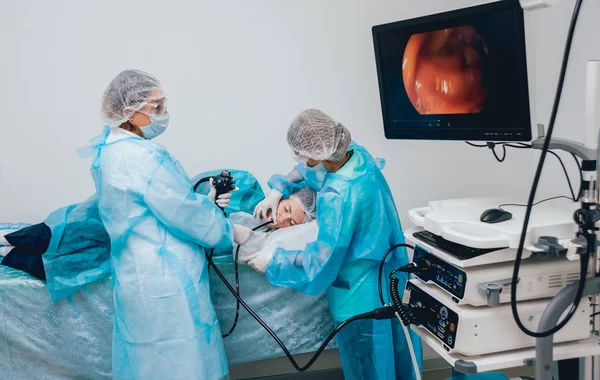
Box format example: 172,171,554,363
231,350,536,380
241,367,535,380
421,366,535,380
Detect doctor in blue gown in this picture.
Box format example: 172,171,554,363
250,109,423,380
82,69,249,379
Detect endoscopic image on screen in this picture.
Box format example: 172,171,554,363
402,26,489,115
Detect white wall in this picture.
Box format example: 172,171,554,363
0,0,540,224
527,0,600,196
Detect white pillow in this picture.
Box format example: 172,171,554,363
260,221,319,255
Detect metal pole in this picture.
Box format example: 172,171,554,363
535,277,600,380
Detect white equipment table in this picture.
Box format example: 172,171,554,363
412,325,600,374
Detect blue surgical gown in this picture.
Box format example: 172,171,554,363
266,142,422,380
39,168,260,302
87,127,234,380
42,194,111,301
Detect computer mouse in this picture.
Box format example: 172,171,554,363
480,208,513,224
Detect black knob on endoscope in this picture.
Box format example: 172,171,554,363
574,208,600,226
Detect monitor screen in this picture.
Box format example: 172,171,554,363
372,0,532,141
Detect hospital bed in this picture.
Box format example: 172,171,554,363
0,222,337,380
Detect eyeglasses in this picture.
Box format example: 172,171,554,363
291,151,308,166
139,97,169,115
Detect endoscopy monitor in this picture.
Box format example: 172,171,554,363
372,0,532,141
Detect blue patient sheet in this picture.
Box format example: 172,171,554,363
0,242,336,379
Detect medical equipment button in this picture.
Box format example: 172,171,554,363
440,306,448,320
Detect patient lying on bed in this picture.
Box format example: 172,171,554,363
229,186,318,261
0,184,318,300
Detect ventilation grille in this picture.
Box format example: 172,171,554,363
544,272,581,289
566,272,581,284
548,274,564,289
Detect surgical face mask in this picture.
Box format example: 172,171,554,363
292,151,308,166
140,113,169,140
306,162,326,172
292,151,326,171
296,164,328,192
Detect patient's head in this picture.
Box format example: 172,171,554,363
267,187,317,229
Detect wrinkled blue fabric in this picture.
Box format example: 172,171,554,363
42,195,111,301
0,246,337,380
0,223,30,231
87,127,234,380
266,142,421,380
268,164,326,198
0,263,114,380
291,163,328,193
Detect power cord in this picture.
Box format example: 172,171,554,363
465,142,581,201
221,219,272,338
510,0,586,338
378,243,414,306
467,0,586,339
498,195,574,211
389,275,423,380
572,153,583,201
206,248,399,372
465,142,488,148
546,150,577,200
492,144,507,162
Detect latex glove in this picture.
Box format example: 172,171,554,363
247,250,275,274
233,224,253,246
253,189,282,223
207,178,237,209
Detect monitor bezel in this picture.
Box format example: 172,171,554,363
372,0,532,142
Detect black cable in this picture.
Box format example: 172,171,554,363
466,142,531,149
465,143,579,200
499,195,573,211
220,245,241,339
511,0,585,338
206,249,389,372
465,141,488,148
572,153,583,201
389,268,403,278
504,143,532,149
493,144,580,201
526,146,578,201
547,151,577,201
491,144,507,163
221,219,272,338
193,177,212,193
378,243,414,306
